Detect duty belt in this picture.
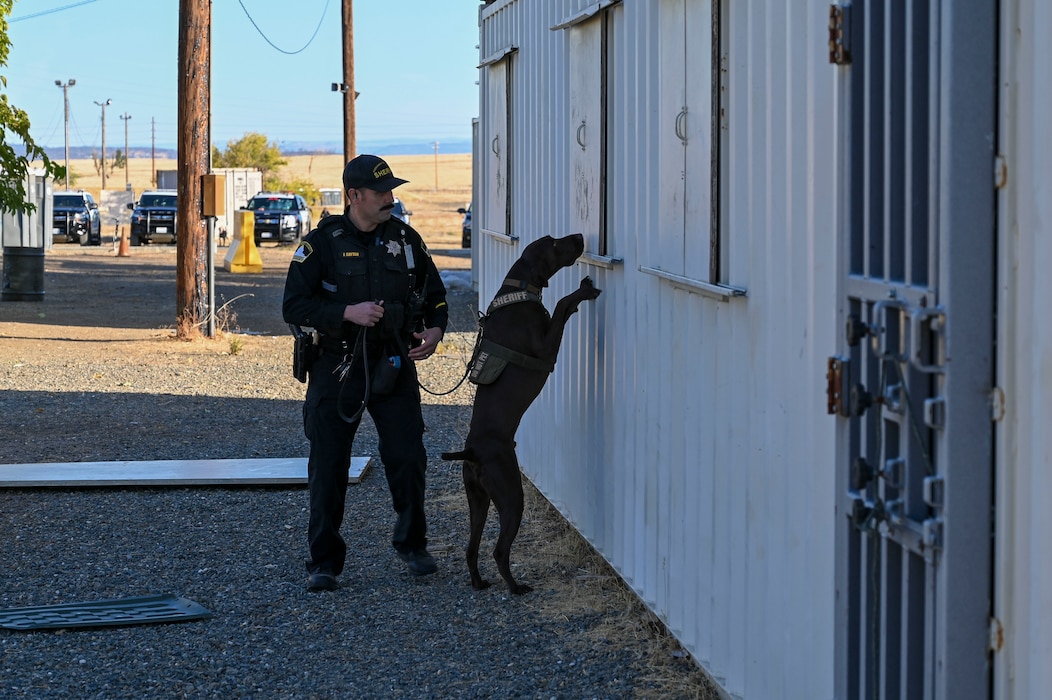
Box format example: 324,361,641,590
319,336,351,354
319,333,398,356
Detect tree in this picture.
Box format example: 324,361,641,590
91,149,122,178
212,132,287,180
0,0,63,212
265,174,320,206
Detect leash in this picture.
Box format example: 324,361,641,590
338,282,550,401
335,326,370,424
416,319,483,397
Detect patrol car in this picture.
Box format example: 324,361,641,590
127,190,179,245
246,191,312,245
52,190,102,245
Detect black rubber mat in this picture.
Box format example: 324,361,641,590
0,594,212,631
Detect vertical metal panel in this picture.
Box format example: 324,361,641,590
836,1,997,698
932,2,997,696
995,3,1052,700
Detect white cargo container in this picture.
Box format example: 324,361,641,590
156,167,262,242
473,1,1051,698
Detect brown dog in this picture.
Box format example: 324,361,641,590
442,233,601,594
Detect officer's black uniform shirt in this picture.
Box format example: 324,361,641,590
282,211,448,344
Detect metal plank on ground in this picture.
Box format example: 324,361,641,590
0,594,212,630
0,457,372,487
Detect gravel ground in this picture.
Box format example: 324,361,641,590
0,243,719,699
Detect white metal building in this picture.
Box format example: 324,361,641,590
470,0,1052,698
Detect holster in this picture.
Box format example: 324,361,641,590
290,324,317,383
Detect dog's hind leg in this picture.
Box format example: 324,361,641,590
488,461,532,595
462,460,492,590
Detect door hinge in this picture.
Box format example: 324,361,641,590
988,616,1005,653
829,5,852,65
827,355,850,415
991,386,1006,422
995,154,1008,189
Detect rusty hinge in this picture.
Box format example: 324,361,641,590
829,5,851,65
827,355,850,415
988,616,1005,654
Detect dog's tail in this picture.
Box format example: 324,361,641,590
440,449,475,462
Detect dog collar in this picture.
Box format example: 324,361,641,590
501,277,544,296
487,289,545,315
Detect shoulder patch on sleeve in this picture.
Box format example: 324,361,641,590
292,241,314,262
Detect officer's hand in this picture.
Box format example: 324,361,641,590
344,300,385,327
408,327,443,361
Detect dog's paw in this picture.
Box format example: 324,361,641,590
578,276,602,299
509,582,534,595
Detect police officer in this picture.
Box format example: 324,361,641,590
283,154,449,592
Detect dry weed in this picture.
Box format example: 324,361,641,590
228,335,245,356
433,467,722,700
520,484,724,699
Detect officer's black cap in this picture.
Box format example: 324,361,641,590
343,154,408,192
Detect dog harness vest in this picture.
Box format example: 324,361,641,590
468,289,554,384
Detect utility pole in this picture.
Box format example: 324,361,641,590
55,79,75,190
151,117,156,187
176,0,211,339
93,98,112,190
432,141,439,191
120,113,132,189
342,0,356,166
330,1,357,206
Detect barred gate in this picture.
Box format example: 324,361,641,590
831,1,997,698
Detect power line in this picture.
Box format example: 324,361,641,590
236,0,330,55
10,0,98,22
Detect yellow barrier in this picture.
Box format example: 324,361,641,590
223,210,263,273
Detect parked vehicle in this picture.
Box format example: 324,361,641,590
457,203,472,248
246,191,312,245
127,190,179,245
52,191,102,245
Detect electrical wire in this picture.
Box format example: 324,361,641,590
236,0,330,55
10,0,97,23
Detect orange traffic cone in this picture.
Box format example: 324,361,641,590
117,227,130,257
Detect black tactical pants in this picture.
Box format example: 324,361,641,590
302,349,428,576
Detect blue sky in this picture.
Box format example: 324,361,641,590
5,0,481,153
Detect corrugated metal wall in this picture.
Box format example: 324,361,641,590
477,1,838,698
995,1,1052,698
475,1,1052,697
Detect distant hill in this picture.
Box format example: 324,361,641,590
281,138,472,156
18,138,472,160
26,146,179,160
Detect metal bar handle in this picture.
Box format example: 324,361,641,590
871,298,908,361
909,306,947,373
675,107,688,145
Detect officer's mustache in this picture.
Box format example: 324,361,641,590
380,203,394,212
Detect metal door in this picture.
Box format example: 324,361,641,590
830,2,997,698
